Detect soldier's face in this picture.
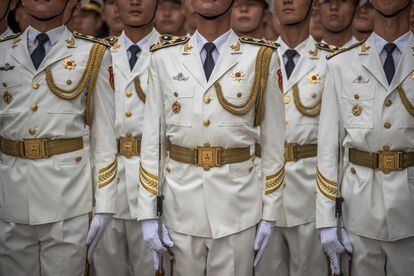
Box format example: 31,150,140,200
274,0,312,25
103,0,124,33
370,0,411,16
319,0,356,32
22,0,77,20
353,2,375,32
116,0,157,26
191,0,234,18
231,0,265,34
155,1,186,34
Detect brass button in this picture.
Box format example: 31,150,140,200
125,111,132,117
383,145,390,151
66,79,72,85
2,82,6,88
204,96,211,104
284,96,290,104
173,91,179,97
351,167,356,174
203,119,210,127
237,92,242,98
32,82,40,89
126,132,132,137
125,91,133,97
75,156,82,163
165,167,171,173
385,99,392,107
31,104,38,111
29,128,36,135
285,116,289,124
384,122,391,129
311,92,317,99
354,94,360,100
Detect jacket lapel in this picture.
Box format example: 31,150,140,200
10,29,36,74
181,34,208,89
112,35,131,80
389,32,414,94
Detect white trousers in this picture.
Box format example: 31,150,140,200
0,214,89,276
91,218,153,276
169,226,256,276
255,221,328,276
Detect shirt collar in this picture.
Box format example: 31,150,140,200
28,25,65,46
278,36,312,57
196,30,232,55
373,31,412,55
122,30,154,52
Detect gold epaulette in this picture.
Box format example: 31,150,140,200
327,40,365,60
103,36,118,46
150,35,189,52
316,42,339,53
239,36,279,49
0,33,21,43
73,32,111,47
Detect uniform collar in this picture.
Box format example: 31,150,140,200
121,29,154,52
196,29,232,55
27,25,65,47
277,35,313,57
373,31,411,56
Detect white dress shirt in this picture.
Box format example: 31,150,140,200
373,31,411,67
121,30,152,60
196,30,231,64
27,25,65,55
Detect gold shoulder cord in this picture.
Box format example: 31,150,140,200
397,85,414,117
214,46,273,126
292,83,321,117
133,77,146,103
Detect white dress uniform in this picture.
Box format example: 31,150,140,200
138,30,285,275
0,27,14,39
91,29,160,276
0,26,117,276
317,31,414,275
255,36,331,276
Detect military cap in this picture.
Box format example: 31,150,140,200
80,0,104,14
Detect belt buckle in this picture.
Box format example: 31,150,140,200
196,143,222,170
119,137,138,158
378,151,402,173
284,143,298,162
23,139,48,159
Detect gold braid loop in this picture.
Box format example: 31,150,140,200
254,46,272,126
292,83,321,117
397,85,414,117
134,77,146,103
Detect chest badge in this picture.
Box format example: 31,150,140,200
183,43,193,54
230,42,241,53
308,72,320,84
172,101,181,113
62,58,77,70
352,104,363,117
308,48,318,59
0,63,15,71
2,91,12,104
172,72,189,81
360,43,371,54
352,74,369,84
65,37,76,48
231,69,245,82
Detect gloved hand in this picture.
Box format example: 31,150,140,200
253,220,275,267
320,227,353,275
142,219,174,270
86,213,112,263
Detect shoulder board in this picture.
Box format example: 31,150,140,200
73,32,111,47
150,36,189,52
316,42,339,53
327,40,365,60
0,33,21,43
159,34,182,42
103,36,118,46
239,37,279,49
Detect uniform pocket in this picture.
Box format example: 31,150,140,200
163,82,194,127
219,83,254,127
341,84,375,129
54,148,86,168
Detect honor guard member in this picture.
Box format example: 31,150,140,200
102,0,124,37
353,0,375,41
231,0,271,39
0,0,118,275
255,0,331,275
0,0,17,38
138,0,285,274
75,0,104,36
317,0,414,275
155,0,187,36
317,0,364,48
91,0,159,275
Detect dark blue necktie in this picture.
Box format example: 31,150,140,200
285,49,297,80
203,42,216,81
383,43,397,84
128,44,141,71
30,33,49,70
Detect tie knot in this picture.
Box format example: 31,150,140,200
128,45,141,56
285,49,297,59
384,43,396,54
203,42,216,54
36,33,49,44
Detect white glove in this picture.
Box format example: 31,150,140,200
142,219,174,270
320,227,353,275
253,220,275,267
86,213,112,263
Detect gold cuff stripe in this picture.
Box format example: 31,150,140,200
316,168,337,186
98,172,117,189
316,178,336,201
140,180,157,195
265,167,285,194
266,166,285,180
99,159,117,174
99,162,118,181
140,164,158,180
139,169,158,188
316,169,337,201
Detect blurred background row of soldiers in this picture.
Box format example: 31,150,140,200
6,0,414,43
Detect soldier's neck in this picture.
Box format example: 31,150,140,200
374,9,410,42
280,21,310,49
124,24,153,44
322,28,353,48
353,29,372,42
196,13,231,42
0,20,7,34
29,16,63,33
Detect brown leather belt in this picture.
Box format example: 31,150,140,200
284,143,317,162
117,136,141,158
349,148,414,173
168,142,251,170
0,136,83,159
